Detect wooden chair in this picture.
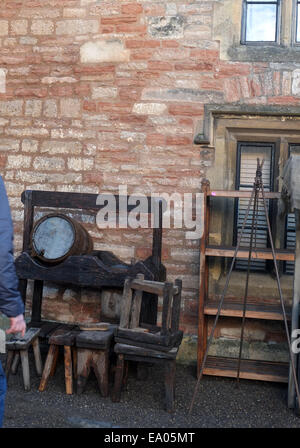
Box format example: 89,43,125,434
5,327,42,391
38,325,79,394
75,324,117,397
111,275,183,412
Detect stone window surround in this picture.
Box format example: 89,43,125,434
197,106,300,296
213,0,300,62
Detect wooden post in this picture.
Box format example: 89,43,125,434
197,179,210,378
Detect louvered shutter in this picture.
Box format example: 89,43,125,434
235,143,274,271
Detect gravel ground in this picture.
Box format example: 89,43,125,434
1,349,300,429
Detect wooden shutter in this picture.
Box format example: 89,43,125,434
235,143,274,271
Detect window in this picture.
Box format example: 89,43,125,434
233,141,299,274
241,0,281,44
234,142,275,271
295,0,300,42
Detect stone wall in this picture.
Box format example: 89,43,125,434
0,0,298,364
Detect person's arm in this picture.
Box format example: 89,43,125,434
0,177,26,337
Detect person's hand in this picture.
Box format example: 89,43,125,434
6,314,26,337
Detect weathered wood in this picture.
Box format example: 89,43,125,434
31,281,43,324
5,351,14,380
11,353,20,375
6,327,41,350
114,335,183,352
32,338,43,376
22,190,34,252
20,350,30,391
115,328,183,347
114,343,178,360
76,348,109,397
130,274,144,329
161,283,173,336
205,245,295,261
171,279,182,332
75,326,115,350
64,346,73,395
48,327,79,346
164,360,176,413
119,278,133,329
130,279,179,296
111,354,124,402
39,345,59,392
208,190,281,199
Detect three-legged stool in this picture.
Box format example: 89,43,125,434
5,327,42,391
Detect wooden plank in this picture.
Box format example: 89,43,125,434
205,245,295,261
209,190,281,199
203,356,289,383
161,283,173,335
6,327,41,350
204,299,292,321
130,279,179,296
22,190,167,214
31,280,43,323
119,278,133,329
171,279,182,332
130,274,144,329
197,179,210,378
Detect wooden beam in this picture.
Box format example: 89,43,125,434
205,245,295,261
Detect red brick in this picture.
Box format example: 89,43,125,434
125,39,160,49
14,87,48,98
147,61,173,71
49,85,73,97
175,62,213,71
121,3,143,15
267,96,300,105
169,104,204,117
101,16,137,25
166,136,192,146
116,24,146,33
83,100,97,112
146,133,165,146
161,40,180,48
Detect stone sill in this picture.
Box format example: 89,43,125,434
228,44,300,63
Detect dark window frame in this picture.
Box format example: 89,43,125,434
241,0,281,46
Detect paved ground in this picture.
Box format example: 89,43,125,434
1,349,300,429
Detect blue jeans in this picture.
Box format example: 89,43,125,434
0,361,6,428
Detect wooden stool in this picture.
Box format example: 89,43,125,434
39,326,78,395
5,327,42,391
75,325,116,397
112,276,183,412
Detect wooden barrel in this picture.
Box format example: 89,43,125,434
31,213,93,264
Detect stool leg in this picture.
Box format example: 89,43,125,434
77,348,91,395
20,350,30,391
50,345,59,377
32,338,43,376
164,360,176,413
11,352,20,375
94,350,109,398
64,346,73,395
39,345,59,392
111,354,124,402
5,350,14,381
72,347,77,380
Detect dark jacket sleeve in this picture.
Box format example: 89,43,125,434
0,176,24,318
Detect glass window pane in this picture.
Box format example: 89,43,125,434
297,4,300,42
246,4,277,41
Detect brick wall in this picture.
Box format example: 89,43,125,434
0,0,296,358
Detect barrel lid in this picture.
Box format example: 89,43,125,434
32,215,75,261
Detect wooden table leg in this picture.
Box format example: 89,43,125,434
32,338,43,376
5,350,14,381
164,360,176,413
64,346,73,395
20,350,30,391
39,345,59,392
94,350,109,397
77,348,91,395
111,354,124,402
11,352,20,375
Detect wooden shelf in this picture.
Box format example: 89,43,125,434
203,356,289,383
205,245,295,262
208,190,281,199
204,298,291,321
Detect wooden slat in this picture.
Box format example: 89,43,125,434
208,190,281,199
203,356,289,383
205,245,295,261
204,299,292,321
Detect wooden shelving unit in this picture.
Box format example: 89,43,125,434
198,181,295,383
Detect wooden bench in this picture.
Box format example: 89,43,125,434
5,328,42,391
112,276,183,412
15,190,167,331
